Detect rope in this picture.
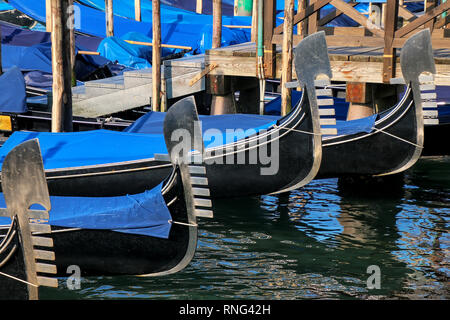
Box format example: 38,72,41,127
273,124,322,136
0,271,38,288
372,127,422,148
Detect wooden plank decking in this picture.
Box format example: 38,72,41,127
204,42,450,85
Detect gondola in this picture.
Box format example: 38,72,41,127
0,99,213,281
124,30,436,180
0,32,331,198
317,29,435,178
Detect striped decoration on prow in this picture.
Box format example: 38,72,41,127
188,164,213,219
418,74,439,125
27,208,58,288
315,78,337,136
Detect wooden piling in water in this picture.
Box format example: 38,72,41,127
135,0,141,22
51,0,73,132
69,0,76,87
196,0,203,14
46,0,52,32
251,0,258,42
213,0,222,49
152,0,162,112
281,0,294,116
106,0,114,37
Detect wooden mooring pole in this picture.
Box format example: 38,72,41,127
196,0,203,14
135,0,141,22
251,0,258,42
46,0,52,32
51,0,73,132
281,0,294,116
152,0,162,112
106,0,114,37
213,0,222,49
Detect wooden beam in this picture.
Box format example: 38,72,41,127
274,0,331,34
281,0,294,116
318,1,357,27
189,64,218,86
273,33,450,49
297,0,307,35
398,5,416,22
395,1,450,38
106,0,114,37
135,0,141,22
124,40,192,50
382,0,399,83
308,0,319,34
424,0,436,31
329,0,384,37
251,0,258,42
213,0,222,48
152,0,161,112
46,0,52,32
69,0,76,86
196,0,203,14
51,0,73,132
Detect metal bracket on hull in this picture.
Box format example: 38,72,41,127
1,139,58,300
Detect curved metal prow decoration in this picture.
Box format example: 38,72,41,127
401,29,438,126
1,139,57,300
163,96,205,165
400,29,436,85
148,96,212,277
163,96,211,218
294,31,336,136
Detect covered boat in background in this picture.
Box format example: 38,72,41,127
125,30,435,180
0,32,331,198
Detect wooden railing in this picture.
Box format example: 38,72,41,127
265,0,450,82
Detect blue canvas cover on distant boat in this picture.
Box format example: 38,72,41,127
0,182,172,238
125,111,279,145
0,66,27,113
7,0,250,54
97,36,153,69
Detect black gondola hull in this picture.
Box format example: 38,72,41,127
317,89,421,179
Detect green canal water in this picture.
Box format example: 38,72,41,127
41,157,450,300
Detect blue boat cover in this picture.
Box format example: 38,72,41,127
0,66,27,113
0,182,172,238
97,35,153,70
0,0,13,11
125,111,279,145
7,0,250,54
0,130,168,170
1,38,122,90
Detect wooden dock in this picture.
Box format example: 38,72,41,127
204,41,450,85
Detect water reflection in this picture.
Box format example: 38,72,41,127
41,158,449,300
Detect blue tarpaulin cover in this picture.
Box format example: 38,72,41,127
7,0,250,54
0,182,172,238
0,66,27,113
0,130,168,170
125,111,279,145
